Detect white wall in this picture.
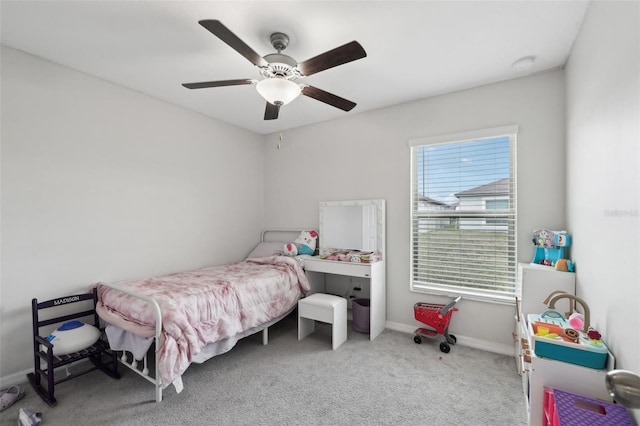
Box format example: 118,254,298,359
0,46,265,380
5,1,635,398
263,70,567,353
565,0,639,412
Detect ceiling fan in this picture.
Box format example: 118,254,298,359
182,20,367,120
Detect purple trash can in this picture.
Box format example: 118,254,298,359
352,298,370,333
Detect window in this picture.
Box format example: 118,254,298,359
486,200,510,226
409,126,518,303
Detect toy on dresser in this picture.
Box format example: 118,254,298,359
528,310,609,369
531,229,574,271
284,230,318,256
529,292,609,370
319,248,381,263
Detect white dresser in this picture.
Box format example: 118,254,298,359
516,262,575,320
514,263,614,425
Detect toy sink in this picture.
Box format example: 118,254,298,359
527,311,608,369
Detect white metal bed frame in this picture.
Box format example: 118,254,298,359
97,229,310,402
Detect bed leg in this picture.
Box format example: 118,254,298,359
155,335,162,402
262,327,269,345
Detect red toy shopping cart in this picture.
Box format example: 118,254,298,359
413,296,461,353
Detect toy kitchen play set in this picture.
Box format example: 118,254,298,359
514,230,626,426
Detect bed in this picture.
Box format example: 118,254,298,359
96,230,313,402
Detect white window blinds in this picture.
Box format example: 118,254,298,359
409,126,518,302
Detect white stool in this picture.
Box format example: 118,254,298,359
298,293,347,350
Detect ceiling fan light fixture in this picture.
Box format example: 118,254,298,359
184,21,366,120
256,78,301,105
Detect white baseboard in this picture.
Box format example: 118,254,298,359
2,323,514,388
385,320,515,356
0,368,31,389
1,358,96,390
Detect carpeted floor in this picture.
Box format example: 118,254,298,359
0,314,527,425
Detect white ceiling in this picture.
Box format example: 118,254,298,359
1,1,589,135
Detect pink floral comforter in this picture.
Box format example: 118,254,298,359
96,256,310,388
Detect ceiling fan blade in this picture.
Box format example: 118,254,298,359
302,86,356,111
264,102,280,120
182,79,254,89
199,20,269,68
297,41,366,76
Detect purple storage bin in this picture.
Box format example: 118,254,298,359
352,298,370,333
553,388,632,426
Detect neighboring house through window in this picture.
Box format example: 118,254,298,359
409,125,518,302
456,178,511,230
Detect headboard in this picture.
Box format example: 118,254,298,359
260,229,320,256
261,229,310,243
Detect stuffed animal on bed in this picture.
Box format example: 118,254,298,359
295,230,318,255
284,243,298,256
283,230,318,256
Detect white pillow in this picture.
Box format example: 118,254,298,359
45,320,100,355
246,242,287,259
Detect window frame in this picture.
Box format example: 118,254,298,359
408,125,519,304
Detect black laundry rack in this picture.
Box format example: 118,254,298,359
27,288,120,406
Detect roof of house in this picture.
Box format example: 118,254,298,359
418,196,450,206
454,177,510,197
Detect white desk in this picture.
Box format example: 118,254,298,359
304,256,386,340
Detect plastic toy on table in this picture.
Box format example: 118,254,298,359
528,310,609,369
531,229,573,269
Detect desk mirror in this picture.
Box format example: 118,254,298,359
319,199,385,255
